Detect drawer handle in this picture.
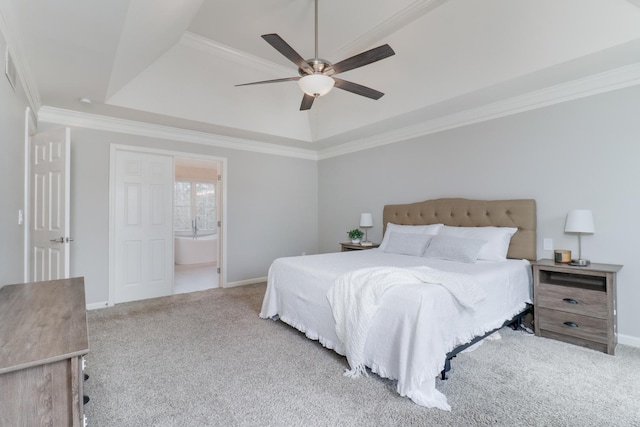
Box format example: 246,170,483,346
562,298,579,304
563,321,579,328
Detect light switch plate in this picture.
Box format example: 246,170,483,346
543,238,553,251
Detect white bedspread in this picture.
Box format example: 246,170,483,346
328,266,486,378
260,249,532,410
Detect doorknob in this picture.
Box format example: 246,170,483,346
50,237,65,243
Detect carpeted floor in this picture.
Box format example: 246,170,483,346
84,283,640,427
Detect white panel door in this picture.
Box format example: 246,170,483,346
30,127,71,281
114,150,173,303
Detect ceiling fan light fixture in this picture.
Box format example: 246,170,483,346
298,73,335,97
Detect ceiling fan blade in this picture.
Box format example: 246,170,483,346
235,77,300,87
262,34,315,75
331,44,395,75
333,78,384,100
300,94,315,110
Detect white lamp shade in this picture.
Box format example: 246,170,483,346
565,210,595,234
298,74,335,97
360,213,373,228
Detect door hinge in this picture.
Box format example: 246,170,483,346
217,267,221,274
217,221,221,227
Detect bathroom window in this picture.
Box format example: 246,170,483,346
174,181,217,234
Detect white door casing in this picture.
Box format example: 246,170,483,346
30,127,71,281
113,149,174,303
216,173,222,278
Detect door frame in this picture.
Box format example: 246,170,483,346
108,144,228,306
23,107,35,281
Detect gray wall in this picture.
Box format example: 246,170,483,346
0,31,28,286
2,20,638,344
318,85,640,344
66,128,318,305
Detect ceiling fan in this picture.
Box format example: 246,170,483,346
236,0,395,111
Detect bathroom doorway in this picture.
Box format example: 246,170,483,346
173,157,222,294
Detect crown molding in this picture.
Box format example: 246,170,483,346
0,5,41,118
37,106,318,160
180,31,293,75
36,61,640,162
318,62,640,160
33,60,640,162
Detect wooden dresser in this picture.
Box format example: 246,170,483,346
532,259,622,355
0,277,89,426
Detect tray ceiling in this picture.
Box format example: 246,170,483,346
3,0,640,152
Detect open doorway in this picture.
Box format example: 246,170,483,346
109,145,227,305
173,157,222,294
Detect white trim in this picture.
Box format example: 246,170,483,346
181,32,292,75
317,62,640,159
63,127,71,279
23,107,32,282
36,61,640,162
224,276,267,289
109,144,229,305
38,107,317,160
619,333,640,349
108,147,117,305
86,301,111,311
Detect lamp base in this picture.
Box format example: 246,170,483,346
569,259,590,267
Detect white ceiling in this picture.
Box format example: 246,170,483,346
3,0,640,152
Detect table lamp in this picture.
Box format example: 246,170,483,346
360,213,373,246
565,209,594,266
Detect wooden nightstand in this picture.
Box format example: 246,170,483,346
532,259,622,355
340,242,380,252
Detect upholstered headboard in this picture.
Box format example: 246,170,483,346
382,198,537,261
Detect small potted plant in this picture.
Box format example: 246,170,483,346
347,228,364,244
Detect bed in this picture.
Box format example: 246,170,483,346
260,198,536,410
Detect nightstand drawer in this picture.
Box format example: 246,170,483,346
537,283,607,319
532,260,622,355
537,307,608,344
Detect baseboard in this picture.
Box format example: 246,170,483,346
84,279,268,308
224,276,267,288
86,301,111,310
618,333,640,349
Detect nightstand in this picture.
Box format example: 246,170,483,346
532,259,622,355
340,242,380,252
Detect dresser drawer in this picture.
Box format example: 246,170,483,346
537,307,608,344
537,283,607,318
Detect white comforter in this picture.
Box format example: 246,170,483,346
260,249,532,410
328,266,486,378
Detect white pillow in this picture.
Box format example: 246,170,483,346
438,225,517,261
422,235,487,263
379,223,443,251
383,232,434,257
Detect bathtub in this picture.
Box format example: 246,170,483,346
174,233,217,265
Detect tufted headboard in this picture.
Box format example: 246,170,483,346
382,198,537,261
